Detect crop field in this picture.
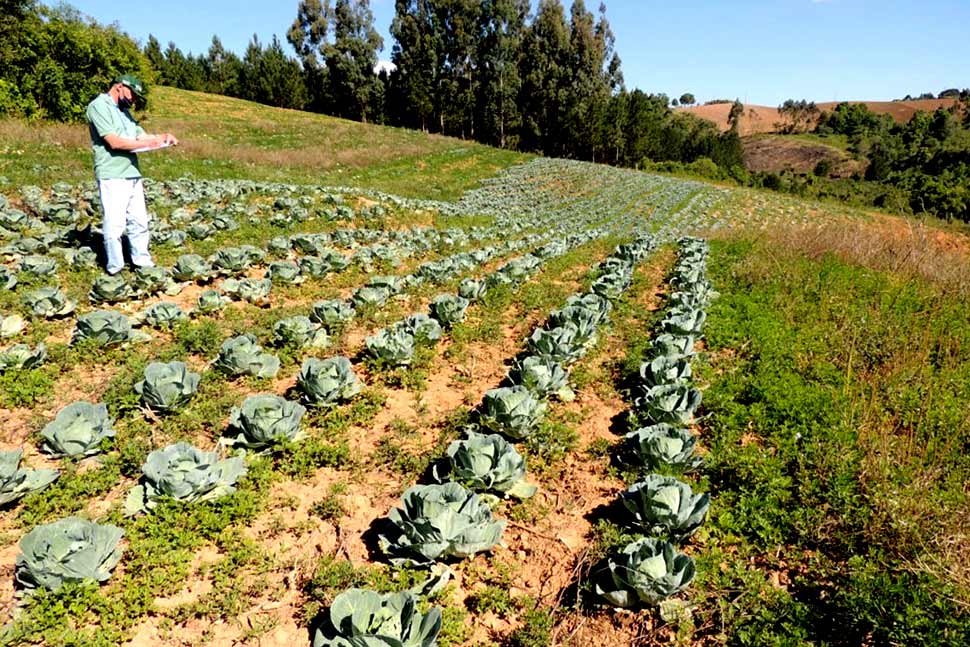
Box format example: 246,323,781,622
2,94,970,646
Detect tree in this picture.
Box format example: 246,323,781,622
475,0,528,148
727,98,744,132
241,35,306,109
389,0,440,131
679,92,695,107
518,0,571,153
205,35,243,97
288,0,331,111
325,0,384,122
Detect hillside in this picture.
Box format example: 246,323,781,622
0,86,527,201
1,87,969,647
679,98,959,135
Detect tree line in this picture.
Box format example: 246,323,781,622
0,0,743,178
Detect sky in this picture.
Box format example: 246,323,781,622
66,0,969,106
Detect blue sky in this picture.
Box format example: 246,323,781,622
67,0,968,106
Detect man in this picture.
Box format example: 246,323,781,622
86,75,178,275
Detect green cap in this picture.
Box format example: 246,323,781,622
112,74,146,99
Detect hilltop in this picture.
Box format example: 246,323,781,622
679,98,959,135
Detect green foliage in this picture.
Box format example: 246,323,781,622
506,606,555,647
0,365,55,407
0,3,149,121
15,517,124,592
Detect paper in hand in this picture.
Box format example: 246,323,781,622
131,141,173,154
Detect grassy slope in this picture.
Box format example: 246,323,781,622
0,86,528,200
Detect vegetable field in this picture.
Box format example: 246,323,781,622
1,153,969,647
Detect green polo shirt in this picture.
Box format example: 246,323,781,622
86,93,147,180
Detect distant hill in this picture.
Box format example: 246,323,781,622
679,99,959,135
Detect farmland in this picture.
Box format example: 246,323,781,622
1,89,969,647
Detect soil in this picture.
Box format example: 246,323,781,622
742,135,864,177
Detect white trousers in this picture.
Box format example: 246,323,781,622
98,178,152,275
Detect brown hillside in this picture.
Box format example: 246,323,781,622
679,98,958,135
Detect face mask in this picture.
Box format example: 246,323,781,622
118,96,133,110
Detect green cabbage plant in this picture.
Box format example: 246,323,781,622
594,537,696,608
72,310,133,347
638,355,693,389
24,287,75,318
224,394,307,451
222,277,272,305
0,449,59,506
623,424,702,472
396,313,442,345
0,313,26,338
130,266,177,296
351,286,389,310
134,361,201,413
527,325,585,364
124,441,247,515
509,355,574,401
15,517,124,592
266,261,304,285
429,294,469,328
649,334,696,361
135,302,187,328
0,343,46,371
298,356,362,406
479,386,547,440
209,247,252,275
172,254,213,282
660,307,707,337
310,299,355,330
366,327,416,366
635,383,702,426
272,316,329,349
565,292,611,323
311,588,441,647
621,475,709,541
40,401,115,457
194,289,230,315
18,255,58,277
89,274,133,304
213,334,280,378
378,482,506,565
458,278,487,301
434,432,536,500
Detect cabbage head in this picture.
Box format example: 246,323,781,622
222,277,272,305
509,355,574,402
429,294,469,328
623,424,702,472
638,355,692,389
635,383,702,426
0,343,46,372
565,292,612,323
649,334,696,361
351,286,389,310
72,310,133,346
0,448,59,506
89,274,133,304
224,394,307,451
40,401,115,457
124,441,247,515
591,271,631,301
194,289,230,315
396,313,442,346
172,254,212,282
660,307,707,337
134,361,201,413
136,302,187,329
621,475,709,541
298,356,362,406
527,325,586,364
378,482,506,565
15,517,124,592
18,255,58,277
434,432,536,500
312,588,441,647
366,327,416,366
0,313,26,338
273,316,329,349
458,278,487,301
130,266,177,296
209,247,252,275
266,261,304,285
479,385,547,440
310,299,355,330
24,287,76,318
213,334,280,379
594,537,695,607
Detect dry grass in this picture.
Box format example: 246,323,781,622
706,214,970,295
0,119,88,147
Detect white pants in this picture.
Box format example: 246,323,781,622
98,178,153,275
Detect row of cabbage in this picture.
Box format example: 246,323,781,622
591,237,716,609
302,236,658,646
0,216,623,614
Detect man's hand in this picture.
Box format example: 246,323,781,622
159,133,179,146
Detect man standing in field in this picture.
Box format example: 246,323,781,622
86,75,177,275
